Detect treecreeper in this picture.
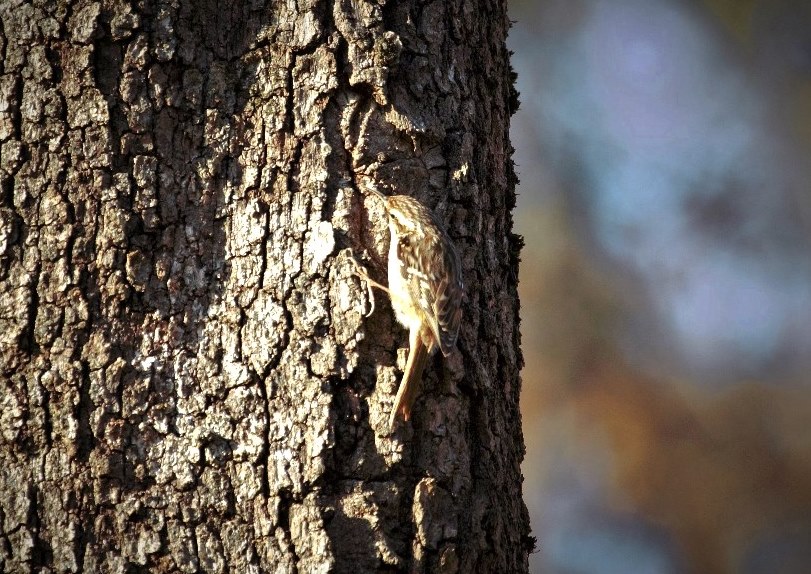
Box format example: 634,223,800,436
355,184,464,431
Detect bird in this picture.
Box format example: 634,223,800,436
355,184,464,430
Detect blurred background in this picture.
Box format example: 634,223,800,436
508,0,811,572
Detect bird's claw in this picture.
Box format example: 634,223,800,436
347,249,377,317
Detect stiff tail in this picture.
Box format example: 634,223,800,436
389,334,429,431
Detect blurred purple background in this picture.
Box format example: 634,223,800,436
508,1,811,572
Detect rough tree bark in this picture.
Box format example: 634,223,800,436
0,0,529,572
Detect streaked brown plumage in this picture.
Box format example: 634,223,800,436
359,186,463,430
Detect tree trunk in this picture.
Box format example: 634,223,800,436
0,0,529,572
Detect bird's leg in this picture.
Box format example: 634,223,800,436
349,251,389,317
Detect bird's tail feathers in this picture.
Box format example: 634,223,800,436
389,336,429,431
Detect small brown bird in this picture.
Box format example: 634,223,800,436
356,185,464,430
